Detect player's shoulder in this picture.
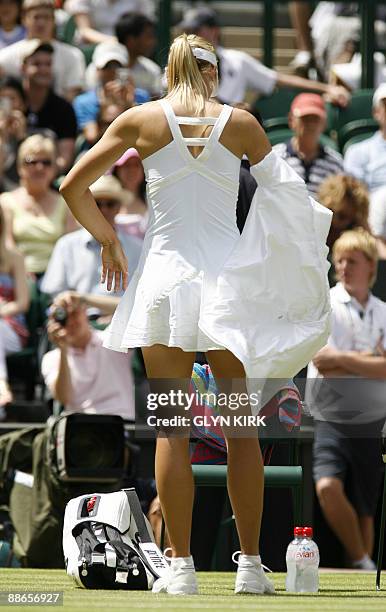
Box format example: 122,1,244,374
229,107,260,131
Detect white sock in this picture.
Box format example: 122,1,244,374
352,554,372,568
170,555,194,569
238,554,261,566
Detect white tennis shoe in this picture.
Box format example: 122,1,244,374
233,552,275,594
152,556,198,595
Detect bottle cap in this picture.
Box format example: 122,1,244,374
303,526,313,537
294,526,303,536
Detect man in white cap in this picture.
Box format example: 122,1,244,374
73,41,149,145
41,174,142,301
178,6,350,108
344,84,386,192
0,0,85,101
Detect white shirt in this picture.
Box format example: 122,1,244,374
344,131,386,192
40,226,142,297
0,39,86,96
369,185,386,239
42,329,135,419
308,283,386,373
216,46,277,104
64,0,154,37
307,283,386,424
130,56,162,97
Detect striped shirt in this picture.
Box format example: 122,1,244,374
273,139,344,197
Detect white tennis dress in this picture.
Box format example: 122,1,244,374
104,99,332,384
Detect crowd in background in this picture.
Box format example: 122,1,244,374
0,0,385,570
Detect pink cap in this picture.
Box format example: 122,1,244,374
290,93,326,119
114,148,141,167
303,527,313,538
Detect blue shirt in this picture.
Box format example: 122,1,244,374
40,227,142,297
344,131,386,191
73,87,150,130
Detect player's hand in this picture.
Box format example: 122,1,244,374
101,240,128,292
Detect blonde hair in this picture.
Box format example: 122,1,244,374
333,228,379,287
317,174,369,229
166,34,218,115
17,134,56,167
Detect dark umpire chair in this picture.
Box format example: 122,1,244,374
376,421,386,589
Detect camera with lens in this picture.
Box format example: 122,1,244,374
52,305,67,327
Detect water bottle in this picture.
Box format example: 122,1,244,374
296,527,320,593
285,526,303,592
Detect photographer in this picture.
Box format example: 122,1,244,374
41,291,135,420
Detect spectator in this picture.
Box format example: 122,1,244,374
42,291,135,420
64,0,154,45
273,93,343,197
178,7,350,108
317,174,369,249
0,76,27,189
73,42,148,146
344,85,386,192
112,148,147,239
115,12,161,98
0,0,86,101
369,186,386,259
288,2,314,77
310,3,386,82
307,228,386,570
0,203,29,409
0,0,25,49
0,134,77,278
41,174,142,298
21,40,77,173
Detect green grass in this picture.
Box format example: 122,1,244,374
1,569,386,612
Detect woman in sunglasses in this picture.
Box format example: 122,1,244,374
0,134,77,279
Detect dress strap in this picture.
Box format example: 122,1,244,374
175,116,217,125
159,99,233,163
159,99,184,143
208,104,233,143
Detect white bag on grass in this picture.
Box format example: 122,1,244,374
63,488,169,589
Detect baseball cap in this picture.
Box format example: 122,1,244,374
92,42,128,69
21,39,54,62
177,7,219,33
290,93,326,119
373,83,386,107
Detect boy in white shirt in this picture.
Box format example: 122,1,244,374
308,228,386,569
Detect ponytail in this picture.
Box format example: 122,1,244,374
166,34,217,115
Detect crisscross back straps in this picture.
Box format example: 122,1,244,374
159,98,233,162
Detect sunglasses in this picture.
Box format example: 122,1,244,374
23,158,54,167
96,199,120,209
